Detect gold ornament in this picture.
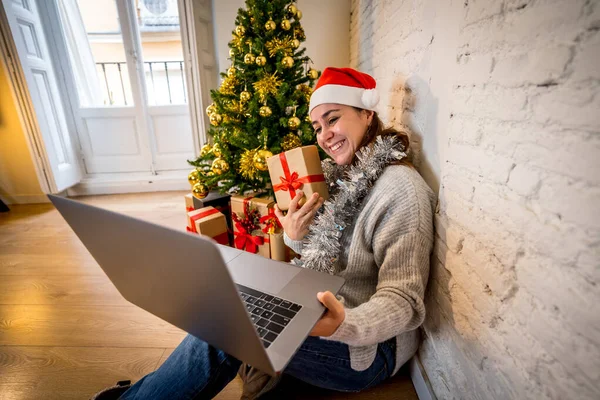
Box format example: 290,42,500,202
227,66,236,77
235,25,245,36
305,115,311,123
265,19,276,31
288,116,301,129
200,143,212,157
281,19,291,30
212,143,223,158
188,169,200,185
253,73,282,103
244,53,255,64
281,133,302,151
211,157,229,175
282,56,294,69
253,149,273,171
209,113,222,126
307,68,319,80
265,37,294,57
229,48,236,57
259,105,272,117
192,182,209,199
287,4,298,17
206,103,216,116
240,90,251,102
292,38,300,49
238,148,259,180
255,54,267,66
295,10,303,20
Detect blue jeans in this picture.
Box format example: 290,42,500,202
121,334,396,399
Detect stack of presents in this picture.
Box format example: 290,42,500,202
184,146,328,263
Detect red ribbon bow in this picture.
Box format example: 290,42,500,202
272,152,325,199
260,208,282,234
234,221,264,253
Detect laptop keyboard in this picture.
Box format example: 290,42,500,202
237,284,302,349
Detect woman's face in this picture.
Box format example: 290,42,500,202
311,104,373,165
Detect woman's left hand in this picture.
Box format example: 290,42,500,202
309,291,345,337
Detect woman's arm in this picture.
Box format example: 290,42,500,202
325,230,431,346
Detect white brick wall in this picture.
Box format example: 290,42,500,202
350,0,599,398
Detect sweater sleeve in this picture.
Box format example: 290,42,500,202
325,181,432,346
283,231,303,255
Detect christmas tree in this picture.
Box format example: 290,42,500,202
187,0,321,198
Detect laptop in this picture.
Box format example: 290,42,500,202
48,195,344,376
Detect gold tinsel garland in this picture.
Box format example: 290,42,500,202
281,133,302,151
297,84,313,102
265,37,294,57
238,148,260,180
220,75,239,95
230,34,244,51
253,73,282,103
225,99,245,114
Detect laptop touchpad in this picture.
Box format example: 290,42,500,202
225,252,300,295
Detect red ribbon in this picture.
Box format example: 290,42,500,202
272,152,325,199
187,207,221,234
186,206,194,212
234,221,264,253
213,231,229,245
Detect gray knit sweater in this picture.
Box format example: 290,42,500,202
284,164,436,375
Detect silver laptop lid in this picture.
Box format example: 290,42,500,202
48,195,275,374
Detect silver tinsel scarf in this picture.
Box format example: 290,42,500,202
295,135,407,275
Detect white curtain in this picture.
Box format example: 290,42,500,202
57,0,104,107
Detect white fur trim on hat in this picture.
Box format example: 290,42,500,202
309,84,379,114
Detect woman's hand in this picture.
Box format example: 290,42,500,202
310,291,345,337
274,191,324,241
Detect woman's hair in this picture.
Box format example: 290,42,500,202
354,108,412,166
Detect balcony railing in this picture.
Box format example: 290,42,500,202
96,61,187,106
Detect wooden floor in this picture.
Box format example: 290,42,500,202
0,191,417,399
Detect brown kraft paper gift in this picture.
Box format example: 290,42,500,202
266,145,329,211
230,195,274,258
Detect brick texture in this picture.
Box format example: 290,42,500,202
350,0,599,398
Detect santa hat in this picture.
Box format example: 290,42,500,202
309,67,380,114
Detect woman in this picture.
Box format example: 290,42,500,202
119,67,436,399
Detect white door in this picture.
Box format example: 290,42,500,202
47,0,196,178
1,0,82,192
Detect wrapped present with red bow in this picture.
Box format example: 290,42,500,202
230,195,274,258
266,145,329,211
186,206,229,245
184,193,195,212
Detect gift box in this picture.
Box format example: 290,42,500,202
184,193,195,212
186,206,229,245
258,208,289,262
192,191,233,243
266,145,329,211
230,195,275,258
269,230,291,262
